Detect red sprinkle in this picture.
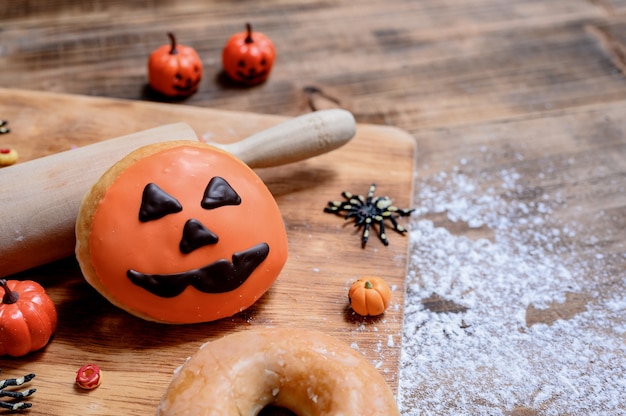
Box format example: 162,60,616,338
75,363,103,390
0,148,10,154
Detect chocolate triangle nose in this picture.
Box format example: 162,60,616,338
179,219,218,254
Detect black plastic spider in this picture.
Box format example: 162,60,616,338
0,371,35,412
324,183,414,248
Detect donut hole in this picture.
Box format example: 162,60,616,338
258,405,298,416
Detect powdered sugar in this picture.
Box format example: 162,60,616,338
398,156,626,415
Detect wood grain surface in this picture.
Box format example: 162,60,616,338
1,1,626,415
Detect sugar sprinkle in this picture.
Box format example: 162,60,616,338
398,156,626,415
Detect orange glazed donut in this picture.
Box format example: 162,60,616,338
157,327,400,415
75,141,288,324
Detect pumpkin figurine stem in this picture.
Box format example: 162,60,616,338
0,279,18,304
167,32,178,55
245,23,253,44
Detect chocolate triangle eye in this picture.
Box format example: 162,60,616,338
201,177,241,209
139,183,182,222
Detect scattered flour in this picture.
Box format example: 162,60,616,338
398,158,626,415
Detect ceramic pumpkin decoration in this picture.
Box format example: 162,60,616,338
222,23,275,85
348,276,391,316
0,279,58,357
75,141,288,324
148,32,203,97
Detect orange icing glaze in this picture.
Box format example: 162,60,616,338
89,144,288,323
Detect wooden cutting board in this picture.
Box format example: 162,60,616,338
0,88,415,415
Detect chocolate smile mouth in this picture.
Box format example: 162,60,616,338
127,242,269,298
173,78,200,92
236,70,267,82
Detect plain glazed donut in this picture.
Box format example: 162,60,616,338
157,327,400,416
75,141,288,324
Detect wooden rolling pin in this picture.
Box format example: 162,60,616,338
0,109,355,278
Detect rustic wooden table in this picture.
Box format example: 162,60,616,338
1,1,625,415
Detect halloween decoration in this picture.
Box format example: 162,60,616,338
0,120,9,135
75,364,103,390
222,23,275,85
348,276,391,316
148,32,203,97
0,279,57,357
0,371,36,411
75,141,288,324
0,148,18,167
157,328,400,415
324,183,413,247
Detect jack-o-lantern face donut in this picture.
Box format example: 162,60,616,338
75,141,288,324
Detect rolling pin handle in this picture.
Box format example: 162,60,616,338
215,109,356,168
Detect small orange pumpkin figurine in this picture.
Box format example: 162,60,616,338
0,279,58,357
148,32,203,97
222,23,275,85
348,276,391,317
